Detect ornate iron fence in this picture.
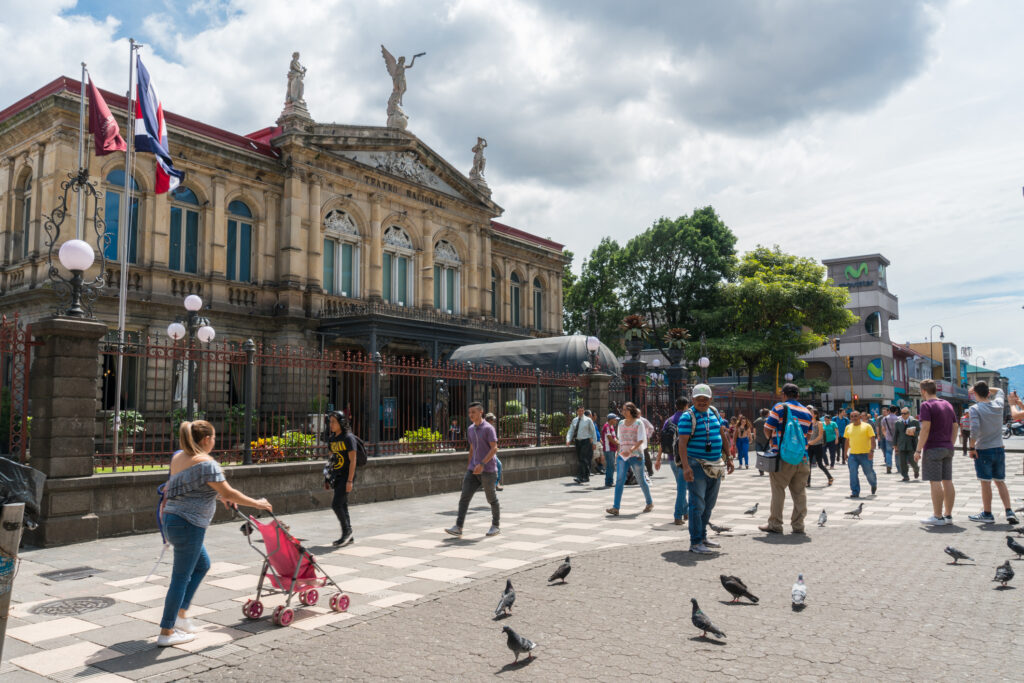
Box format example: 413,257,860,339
0,314,36,463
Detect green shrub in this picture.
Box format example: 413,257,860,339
499,414,526,436
170,407,206,434
109,410,146,437
226,404,255,435
504,399,524,416
545,411,569,438
400,426,443,454
281,430,317,457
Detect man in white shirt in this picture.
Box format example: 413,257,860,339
566,407,598,484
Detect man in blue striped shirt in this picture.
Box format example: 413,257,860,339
761,383,813,535
677,384,734,554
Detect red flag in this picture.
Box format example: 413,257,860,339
88,76,127,156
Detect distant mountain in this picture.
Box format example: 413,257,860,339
997,364,1024,393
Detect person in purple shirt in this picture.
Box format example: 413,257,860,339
915,379,960,526
445,402,501,537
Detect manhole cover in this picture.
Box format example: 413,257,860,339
39,566,102,582
29,596,115,616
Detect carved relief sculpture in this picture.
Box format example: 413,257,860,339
381,45,425,129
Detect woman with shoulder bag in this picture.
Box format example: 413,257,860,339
324,410,358,547
158,420,272,647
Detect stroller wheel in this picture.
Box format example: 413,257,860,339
277,607,295,627
303,589,319,606
330,593,350,612
242,599,263,619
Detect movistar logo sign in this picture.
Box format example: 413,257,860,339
845,262,868,280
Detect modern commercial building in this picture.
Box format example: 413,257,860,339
802,253,898,412
907,342,970,410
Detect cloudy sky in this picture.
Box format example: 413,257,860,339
2,0,1020,368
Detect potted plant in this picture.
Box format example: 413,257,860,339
621,313,650,360
108,410,146,454
664,327,689,366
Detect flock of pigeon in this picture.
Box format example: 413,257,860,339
944,529,1024,588
497,556,571,663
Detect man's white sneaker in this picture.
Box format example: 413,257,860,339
920,515,947,526
485,525,501,536
156,630,195,647
174,617,196,633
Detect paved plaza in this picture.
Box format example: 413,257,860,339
3,452,1023,682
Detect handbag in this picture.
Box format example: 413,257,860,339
756,449,781,473
699,458,726,479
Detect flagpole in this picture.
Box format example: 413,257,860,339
113,39,139,464
76,62,86,239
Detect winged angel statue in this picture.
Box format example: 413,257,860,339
381,45,425,127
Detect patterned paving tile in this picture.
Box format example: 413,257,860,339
6,617,102,644
406,567,475,582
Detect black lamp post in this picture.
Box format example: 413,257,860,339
698,333,710,384
44,171,108,317
167,295,216,420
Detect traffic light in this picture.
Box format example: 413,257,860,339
853,393,859,402
834,338,840,352
844,356,852,368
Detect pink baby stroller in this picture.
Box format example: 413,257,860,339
238,511,350,626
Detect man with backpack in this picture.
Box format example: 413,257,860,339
659,397,690,525
760,383,813,535
323,410,366,547
677,385,734,554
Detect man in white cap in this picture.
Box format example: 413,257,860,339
677,384,734,554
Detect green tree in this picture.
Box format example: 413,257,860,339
619,207,737,357
713,246,858,390
563,238,627,355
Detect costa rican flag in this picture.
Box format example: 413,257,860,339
134,56,185,194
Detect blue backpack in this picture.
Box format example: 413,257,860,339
779,405,807,465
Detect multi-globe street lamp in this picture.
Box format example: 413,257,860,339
167,295,216,420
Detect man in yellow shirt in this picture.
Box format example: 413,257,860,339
843,411,878,499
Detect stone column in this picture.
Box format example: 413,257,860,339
0,156,12,264
482,224,493,317
28,142,46,256
306,174,322,291
419,210,435,309
584,372,612,418
210,176,227,278
368,194,383,301
467,225,480,316
524,266,534,330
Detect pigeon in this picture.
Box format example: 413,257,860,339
791,574,807,607
1007,536,1024,560
709,523,732,534
844,503,864,519
548,556,571,584
1015,526,1024,537
743,503,758,516
944,546,973,564
993,560,1014,586
495,579,515,617
817,510,827,527
720,575,759,604
501,625,537,663
690,598,726,639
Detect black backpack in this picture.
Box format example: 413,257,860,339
353,435,368,466
660,420,678,456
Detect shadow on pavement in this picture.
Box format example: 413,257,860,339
719,600,757,607
752,534,811,545
496,657,536,673
689,635,727,646
921,525,965,534
994,585,1016,591
977,523,1016,532
661,550,720,567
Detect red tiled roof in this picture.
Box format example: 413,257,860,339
0,76,278,159
490,220,563,252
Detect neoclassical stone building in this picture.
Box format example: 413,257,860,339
0,67,565,362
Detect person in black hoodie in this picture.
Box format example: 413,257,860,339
324,410,358,547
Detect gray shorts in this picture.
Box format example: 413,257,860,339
922,448,954,482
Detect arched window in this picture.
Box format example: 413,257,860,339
490,268,498,319
16,174,32,259
226,200,252,282
533,277,543,330
510,272,521,327
104,170,141,264
169,186,200,274
433,240,460,313
382,226,413,306
322,209,360,297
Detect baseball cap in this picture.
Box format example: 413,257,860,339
692,384,713,398
606,413,619,420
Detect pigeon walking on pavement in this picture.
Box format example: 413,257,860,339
993,560,1015,587
690,598,726,640
1007,536,1024,560
501,626,537,663
548,556,571,584
494,579,515,617
845,502,864,519
720,575,759,604
944,546,973,564
709,523,732,534
791,574,807,607
817,510,827,527
743,503,758,516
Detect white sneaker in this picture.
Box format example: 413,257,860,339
920,515,947,526
485,525,501,537
174,617,196,633
157,630,196,647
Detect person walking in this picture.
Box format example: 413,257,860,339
677,384,733,553
606,402,654,516
659,397,690,525
753,409,770,476
915,379,959,526
880,405,899,474
843,411,877,499
324,410,359,547
566,407,598,485
485,412,503,491
760,384,813,534
823,415,839,468
894,407,920,481
640,412,657,478
833,410,850,464
806,408,833,487
959,410,972,457
600,413,619,488
966,382,1019,524
446,402,501,537
735,415,752,470
158,420,272,647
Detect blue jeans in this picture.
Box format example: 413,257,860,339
613,456,652,509
160,513,211,629
604,451,616,486
686,457,722,544
669,459,689,520
495,456,503,484
880,438,893,468
735,438,749,467
848,452,877,497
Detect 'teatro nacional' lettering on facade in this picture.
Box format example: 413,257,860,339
363,174,446,209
